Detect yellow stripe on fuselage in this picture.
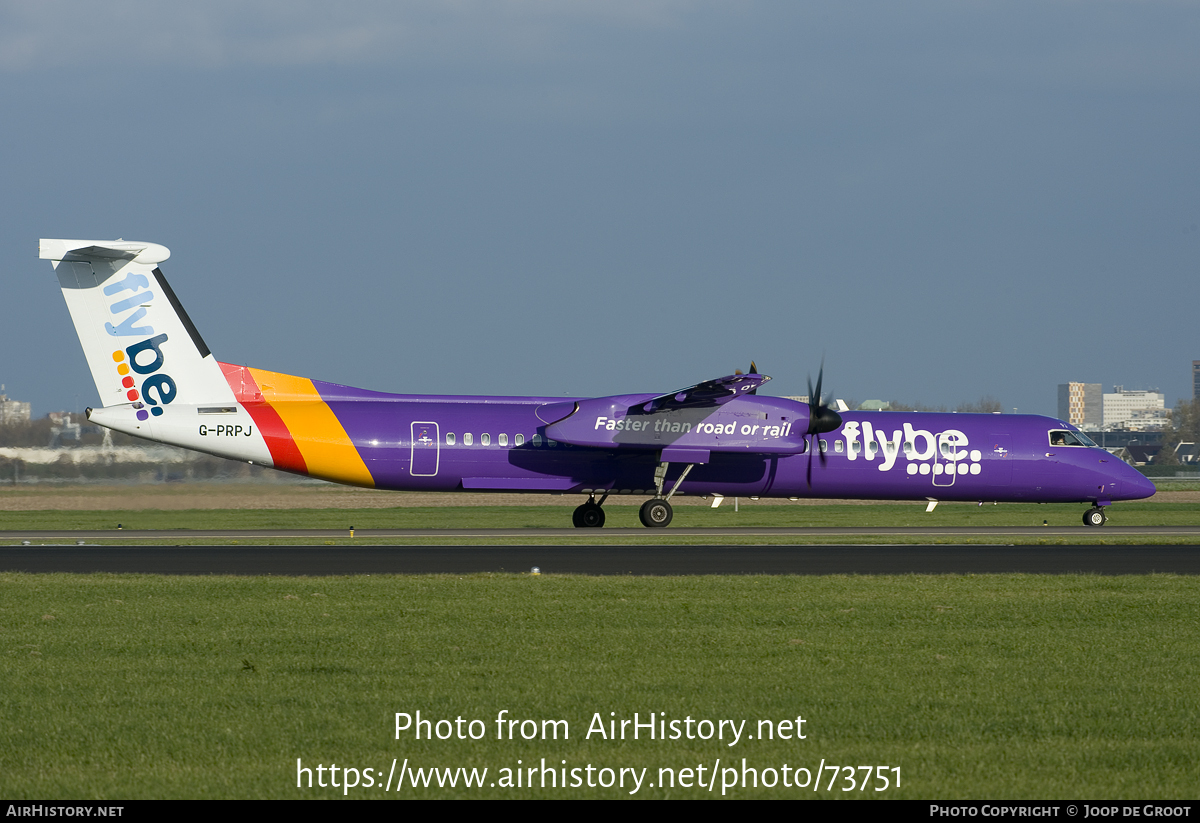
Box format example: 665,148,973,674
247,368,375,488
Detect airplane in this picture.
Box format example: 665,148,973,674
39,238,1156,528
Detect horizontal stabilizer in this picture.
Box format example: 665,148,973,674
40,239,170,265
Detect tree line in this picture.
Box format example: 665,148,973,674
1155,398,1200,465
882,395,1004,414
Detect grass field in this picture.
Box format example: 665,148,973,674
3,572,1199,799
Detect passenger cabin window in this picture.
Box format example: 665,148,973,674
464,433,473,446
446,433,456,445
514,434,525,446
1048,430,1090,447
903,441,913,454
851,441,861,453
498,433,509,446
532,434,543,447
481,433,491,446
819,439,828,453
835,440,844,454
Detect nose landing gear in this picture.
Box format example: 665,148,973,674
1083,506,1108,527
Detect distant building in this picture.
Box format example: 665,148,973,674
1103,386,1166,429
1114,442,1197,467
47,411,82,446
0,386,31,425
1193,361,1199,400
1120,444,1162,466
1057,382,1102,428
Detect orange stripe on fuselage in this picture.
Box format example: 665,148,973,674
245,367,375,488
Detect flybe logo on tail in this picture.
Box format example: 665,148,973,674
111,336,177,420
103,271,156,337
102,273,177,420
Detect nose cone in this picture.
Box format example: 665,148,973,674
1124,466,1158,500
1104,458,1156,501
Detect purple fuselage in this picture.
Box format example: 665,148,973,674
311,384,1155,505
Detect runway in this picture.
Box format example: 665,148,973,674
2,543,1198,575
5,525,1200,541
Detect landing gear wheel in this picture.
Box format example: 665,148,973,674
639,499,673,528
1083,507,1107,527
573,502,605,528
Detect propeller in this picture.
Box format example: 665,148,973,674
737,362,760,393
805,359,843,487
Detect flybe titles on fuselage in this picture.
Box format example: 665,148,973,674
840,421,986,476
103,270,177,421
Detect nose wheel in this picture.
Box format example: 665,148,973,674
1083,506,1108,527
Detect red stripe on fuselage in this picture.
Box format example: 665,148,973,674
218,362,308,474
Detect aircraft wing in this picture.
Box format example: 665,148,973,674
543,370,808,456
641,372,771,412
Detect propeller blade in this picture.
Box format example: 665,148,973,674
807,437,813,487
806,360,842,435
804,359,840,488
813,363,823,416
745,361,760,394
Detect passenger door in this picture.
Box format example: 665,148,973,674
410,422,440,476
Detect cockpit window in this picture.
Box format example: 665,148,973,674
1049,430,1089,447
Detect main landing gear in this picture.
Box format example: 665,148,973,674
1083,506,1108,527
572,492,608,528
639,498,673,528
638,459,697,528
573,459,699,528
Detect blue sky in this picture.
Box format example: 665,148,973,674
4,1,1198,417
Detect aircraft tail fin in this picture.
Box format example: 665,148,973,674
40,239,235,413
